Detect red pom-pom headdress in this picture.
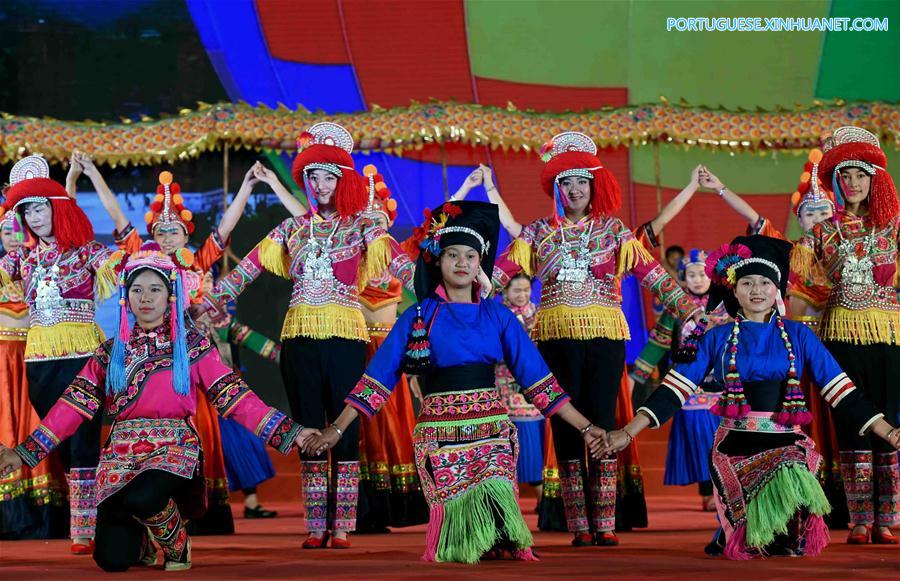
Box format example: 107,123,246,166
3,155,94,252
290,122,368,218
145,171,194,235
820,126,898,227
539,131,622,224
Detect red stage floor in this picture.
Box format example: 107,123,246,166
1,494,897,580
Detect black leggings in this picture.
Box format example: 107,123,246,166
27,357,102,470
93,471,187,573
538,338,626,462
824,341,900,453
280,337,366,461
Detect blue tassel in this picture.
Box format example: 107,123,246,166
553,181,566,221
106,282,128,396
832,173,845,209
302,173,319,215
172,274,190,396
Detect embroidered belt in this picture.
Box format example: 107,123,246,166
720,412,802,434
0,326,28,340
30,298,96,327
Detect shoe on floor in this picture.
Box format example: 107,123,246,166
244,505,278,519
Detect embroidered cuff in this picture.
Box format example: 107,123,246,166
345,375,392,418
821,373,855,407
639,222,660,249
662,369,698,405
257,410,302,454
14,425,60,468
522,374,570,416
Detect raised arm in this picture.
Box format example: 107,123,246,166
448,166,484,202
215,164,259,241
253,163,306,218
480,164,523,238
645,165,701,236
75,151,130,233
700,166,761,228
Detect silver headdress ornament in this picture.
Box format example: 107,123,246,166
10,155,51,185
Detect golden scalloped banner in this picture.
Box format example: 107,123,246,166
1,100,898,167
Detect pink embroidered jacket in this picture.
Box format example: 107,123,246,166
14,323,301,468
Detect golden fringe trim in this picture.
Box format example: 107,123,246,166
819,308,900,345
789,244,817,282
94,258,120,302
0,268,13,289
258,237,291,280
281,304,369,341
616,238,655,278
507,238,533,277
534,305,630,341
25,322,105,360
364,236,393,282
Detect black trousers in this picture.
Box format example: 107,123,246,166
824,341,900,453
538,338,626,461
280,337,366,461
93,470,187,573
27,357,102,470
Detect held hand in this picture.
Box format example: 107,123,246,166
601,430,633,457
583,426,608,459
699,166,725,191
463,167,484,189
252,162,279,186
0,446,23,478
294,427,321,449
304,427,342,456
243,162,261,188
689,164,702,188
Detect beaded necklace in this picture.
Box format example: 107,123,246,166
712,311,813,426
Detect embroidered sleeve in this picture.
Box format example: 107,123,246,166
796,323,882,435
638,327,715,427
194,346,301,454
498,305,570,416
14,425,61,468
630,312,676,383
205,220,292,312
113,222,142,253
345,307,414,417
18,356,106,463
195,230,229,274
613,220,699,321
229,321,280,361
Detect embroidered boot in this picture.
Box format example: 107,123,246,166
139,499,190,571
558,459,590,546
588,458,618,546
301,460,330,548
67,467,97,554
331,461,360,548
840,450,874,543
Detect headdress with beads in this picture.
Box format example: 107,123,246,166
290,122,368,218
361,164,398,226
3,155,94,251
538,131,622,224
146,171,194,235
105,241,199,397
790,148,835,219
400,201,500,373
820,126,897,226
703,235,810,425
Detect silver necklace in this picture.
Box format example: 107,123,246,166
301,218,341,295
557,218,594,286
32,243,64,315
835,219,877,308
